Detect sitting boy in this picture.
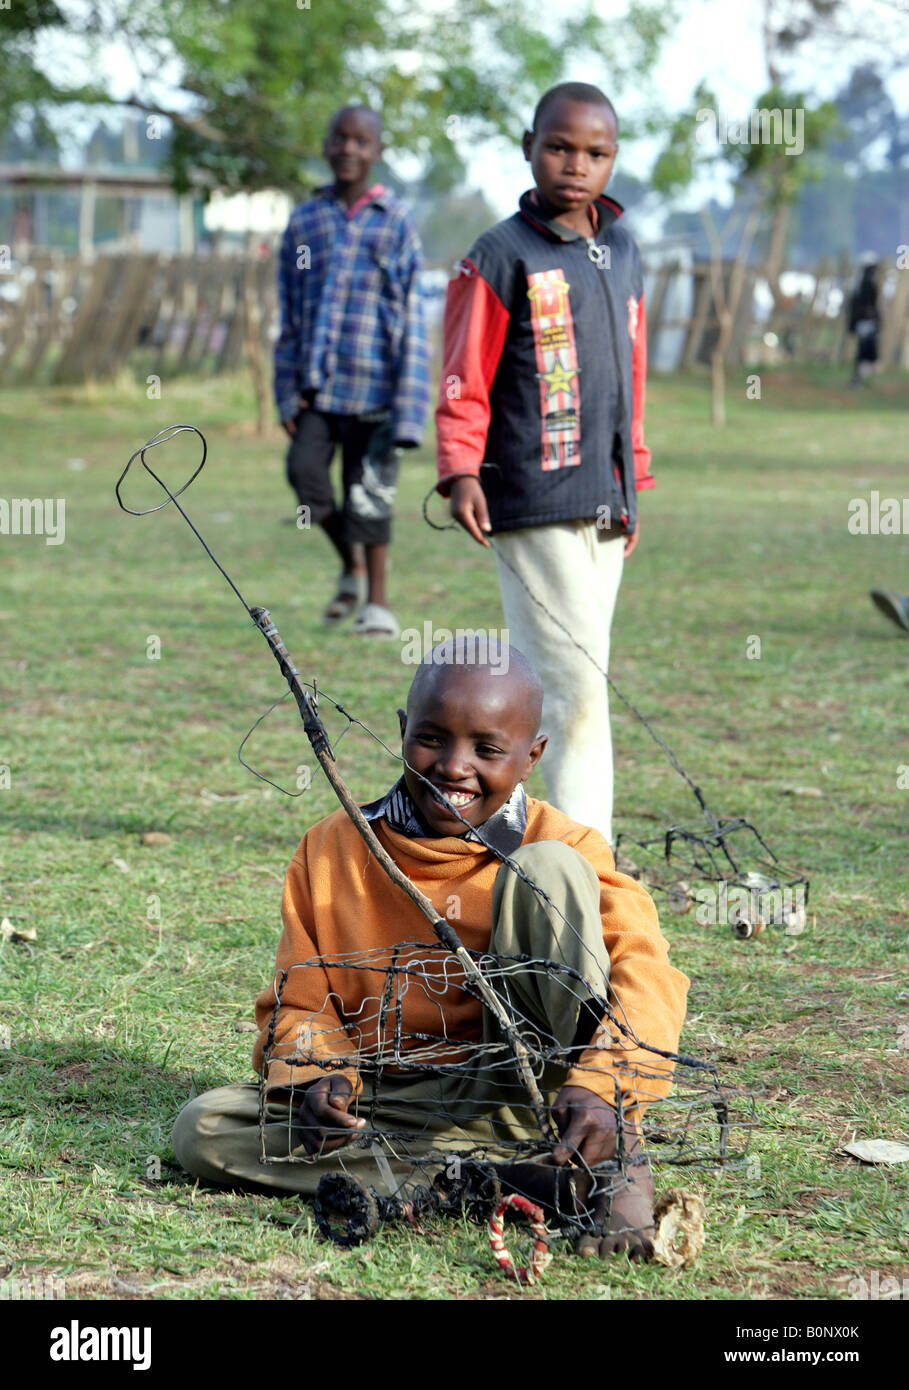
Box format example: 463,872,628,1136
172,639,689,1258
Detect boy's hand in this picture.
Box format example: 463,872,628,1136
449,476,492,547
623,521,640,558
551,1083,618,1167
281,396,311,437
551,1083,655,1260
294,1075,365,1155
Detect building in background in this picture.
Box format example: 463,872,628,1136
0,114,210,257
639,235,697,372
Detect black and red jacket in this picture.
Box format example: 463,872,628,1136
435,189,652,534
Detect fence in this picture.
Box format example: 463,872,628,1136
644,255,909,370
0,250,906,386
0,251,278,386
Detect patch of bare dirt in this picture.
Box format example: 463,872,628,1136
33,1254,361,1301
52,1063,93,1085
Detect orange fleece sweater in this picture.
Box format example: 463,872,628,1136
253,797,689,1114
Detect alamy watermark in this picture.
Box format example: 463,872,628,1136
693,881,807,933
0,1275,66,1300
847,491,909,535
0,498,66,545
50,1321,151,1370
847,1270,908,1300
400,623,510,673
696,107,805,157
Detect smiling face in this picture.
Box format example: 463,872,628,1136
323,107,383,189
398,649,546,837
522,98,619,232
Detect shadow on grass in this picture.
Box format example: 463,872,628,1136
3,809,312,857
0,1038,234,1182
4,812,171,840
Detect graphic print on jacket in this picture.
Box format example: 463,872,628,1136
436,190,653,535
527,270,581,471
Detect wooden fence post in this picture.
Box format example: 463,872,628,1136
682,268,712,369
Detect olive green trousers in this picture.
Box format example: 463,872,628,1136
171,841,610,1195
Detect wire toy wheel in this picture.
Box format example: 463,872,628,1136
314,1173,379,1247
433,1159,502,1222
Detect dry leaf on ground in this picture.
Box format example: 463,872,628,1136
651,1189,706,1269
0,917,37,944
843,1139,909,1165
140,831,171,847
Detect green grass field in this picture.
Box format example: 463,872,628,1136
1,366,907,1301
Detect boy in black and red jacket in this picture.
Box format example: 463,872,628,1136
435,82,652,846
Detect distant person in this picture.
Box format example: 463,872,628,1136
848,255,881,386
870,589,909,635
274,106,431,636
434,82,652,846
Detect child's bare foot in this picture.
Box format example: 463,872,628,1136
574,1157,655,1259
497,1154,655,1259
546,1083,656,1258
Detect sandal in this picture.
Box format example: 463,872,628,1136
351,603,400,638
323,573,367,625
870,589,909,634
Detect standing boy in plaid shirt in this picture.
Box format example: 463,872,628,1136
275,106,431,636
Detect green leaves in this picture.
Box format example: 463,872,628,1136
1,0,673,192
650,83,718,196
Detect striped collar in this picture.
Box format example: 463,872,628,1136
520,187,623,242
360,777,528,854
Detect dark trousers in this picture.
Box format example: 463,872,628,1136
285,408,400,547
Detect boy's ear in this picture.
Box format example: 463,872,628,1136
521,129,534,162
521,733,547,780
397,707,407,739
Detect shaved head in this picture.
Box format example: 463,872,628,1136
532,82,617,135
406,638,543,738
327,105,384,140
399,637,547,834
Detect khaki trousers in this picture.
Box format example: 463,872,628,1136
172,840,610,1196
495,521,625,845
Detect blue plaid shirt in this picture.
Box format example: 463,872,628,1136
274,184,431,443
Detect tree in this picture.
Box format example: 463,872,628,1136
652,79,833,422
734,85,840,312
651,34,846,422
0,0,674,194
759,0,909,82
700,202,760,426
752,0,907,308
783,64,908,262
